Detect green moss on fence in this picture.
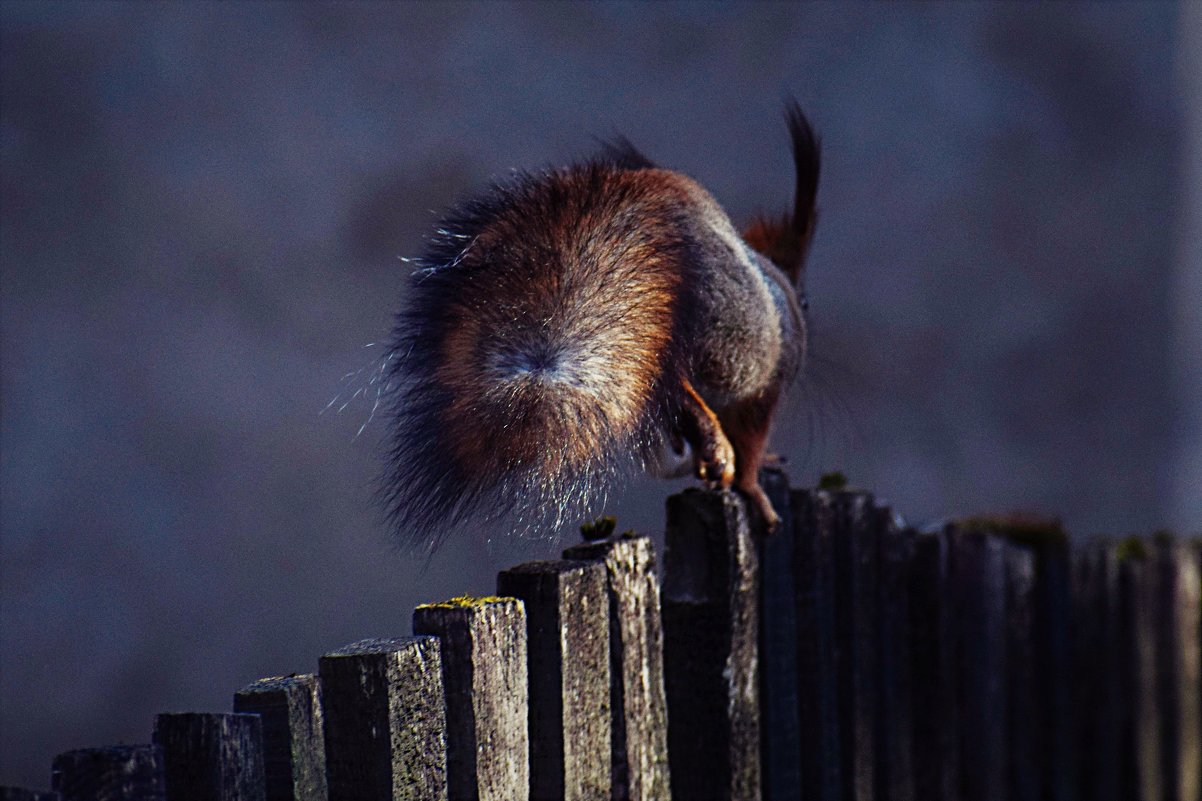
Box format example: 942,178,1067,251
415,595,512,611
817,471,848,491
959,514,1068,551
1115,536,1148,562
580,516,617,541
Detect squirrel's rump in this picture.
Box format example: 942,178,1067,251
384,164,704,546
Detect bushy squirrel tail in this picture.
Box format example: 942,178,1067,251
383,160,691,548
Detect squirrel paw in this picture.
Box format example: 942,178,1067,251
695,436,736,489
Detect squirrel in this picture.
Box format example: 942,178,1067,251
383,102,820,547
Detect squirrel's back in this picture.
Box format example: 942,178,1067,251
386,111,818,545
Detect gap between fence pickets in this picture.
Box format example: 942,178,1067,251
19,472,1202,801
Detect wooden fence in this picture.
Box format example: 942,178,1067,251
4,469,1200,801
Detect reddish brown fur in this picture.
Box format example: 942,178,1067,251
434,168,690,478
742,215,804,283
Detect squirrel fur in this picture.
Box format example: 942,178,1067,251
384,103,820,546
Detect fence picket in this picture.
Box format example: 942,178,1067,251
947,527,1008,801
791,489,842,801
1119,543,1163,801
829,490,878,801
50,745,164,801
153,713,266,801
496,560,610,801
412,598,528,801
662,488,760,801
234,675,327,801
908,528,958,801
1177,542,1202,801
1070,543,1122,801
563,533,672,801
319,637,447,801
873,505,914,801
1003,543,1038,801
756,468,802,801
1153,539,1202,801
1036,537,1076,801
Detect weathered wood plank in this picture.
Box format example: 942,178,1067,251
1004,544,1038,801
1118,543,1163,801
51,744,164,801
755,468,801,801
828,489,877,801
1034,536,1076,801
413,598,528,801
497,560,610,801
1152,538,1201,801
947,527,1007,801
563,531,672,801
908,528,958,801
1177,542,1202,801
1070,543,1121,801
873,505,913,801
662,488,760,801
319,636,447,801
791,489,841,801
50,745,164,801
982,518,1076,801
153,713,266,801
234,674,327,801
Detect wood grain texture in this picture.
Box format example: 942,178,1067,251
563,533,672,801
234,674,327,801
662,488,760,801
497,560,610,801
319,636,447,801
153,713,265,801
51,745,164,801
413,599,528,801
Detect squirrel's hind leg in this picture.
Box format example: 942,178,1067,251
676,377,782,534
677,378,736,488
718,390,783,534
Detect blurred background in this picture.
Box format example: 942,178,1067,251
2,1,1198,788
